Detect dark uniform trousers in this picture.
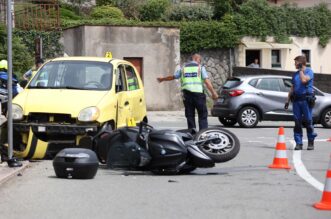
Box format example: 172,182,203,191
292,95,317,144
182,89,208,130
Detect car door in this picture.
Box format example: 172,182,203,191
124,64,146,122
114,64,132,128
254,78,289,120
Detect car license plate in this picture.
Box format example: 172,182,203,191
38,126,46,132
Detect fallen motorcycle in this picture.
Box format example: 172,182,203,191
93,122,240,174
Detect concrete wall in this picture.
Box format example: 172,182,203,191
62,25,180,110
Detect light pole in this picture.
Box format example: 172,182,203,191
6,0,21,167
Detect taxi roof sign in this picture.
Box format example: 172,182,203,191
105,52,113,59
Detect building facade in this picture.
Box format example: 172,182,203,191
236,36,331,74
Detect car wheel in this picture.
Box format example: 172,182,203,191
218,117,237,127
237,106,259,128
321,108,331,128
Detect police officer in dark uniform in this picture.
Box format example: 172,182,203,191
157,53,218,130
285,55,317,150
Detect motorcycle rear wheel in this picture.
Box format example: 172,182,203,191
194,127,240,163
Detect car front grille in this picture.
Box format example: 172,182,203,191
28,113,76,124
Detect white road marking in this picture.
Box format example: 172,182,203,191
291,140,324,191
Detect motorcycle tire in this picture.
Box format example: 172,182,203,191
194,127,240,163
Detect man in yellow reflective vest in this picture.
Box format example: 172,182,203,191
127,70,138,90
157,53,218,130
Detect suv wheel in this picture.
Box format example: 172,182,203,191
237,106,259,128
321,108,331,128
218,117,237,127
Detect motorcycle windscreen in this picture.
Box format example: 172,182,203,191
187,144,215,168
106,141,151,169
148,131,187,168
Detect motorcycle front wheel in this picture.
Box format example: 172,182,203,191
194,127,240,163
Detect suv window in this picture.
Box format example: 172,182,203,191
282,79,292,92
223,78,242,89
256,78,281,91
248,79,258,87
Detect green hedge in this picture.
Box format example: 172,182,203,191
139,0,170,21
90,5,124,19
167,5,213,21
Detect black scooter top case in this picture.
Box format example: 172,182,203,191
53,148,99,179
147,129,187,169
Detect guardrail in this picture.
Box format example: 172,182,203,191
0,0,60,31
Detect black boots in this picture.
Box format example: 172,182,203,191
294,144,303,150
307,141,314,150
294,142,314,150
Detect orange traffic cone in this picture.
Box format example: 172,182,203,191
268,127,291,169
314,155,331,210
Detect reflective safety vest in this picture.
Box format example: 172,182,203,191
128,78,137,90
181,63,203,93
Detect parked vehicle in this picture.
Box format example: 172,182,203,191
1,57,147,159
211,75,331,128
94,122,240,174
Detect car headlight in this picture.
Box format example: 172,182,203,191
78,107,100,122
12,104,23,120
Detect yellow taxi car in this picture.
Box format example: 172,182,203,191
9,57,147,159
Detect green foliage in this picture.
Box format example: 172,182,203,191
139,0,170,21
166,5,213,21
59,0,331,53
213,0,234,19
14,30,63,63
0,25,34,78
60,7,82,20
96,0,114,6
111,0,146,19
180,14,239,52
90,5,124,19
235,0,331,46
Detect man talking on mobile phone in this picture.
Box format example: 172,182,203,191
284,55,317,150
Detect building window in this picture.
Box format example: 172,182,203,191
271,50,281,68
302,50,311,67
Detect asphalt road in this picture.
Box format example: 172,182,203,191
0,111,330,219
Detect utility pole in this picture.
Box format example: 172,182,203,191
6,0,21,167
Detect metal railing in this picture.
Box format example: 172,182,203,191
0,0,60,31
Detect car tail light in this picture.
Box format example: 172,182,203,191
228,90,245,97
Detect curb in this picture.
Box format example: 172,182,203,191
0,161,29,185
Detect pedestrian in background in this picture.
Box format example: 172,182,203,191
157,53,218,130
23,58,44,81
248,58,260,68
284,55,317,150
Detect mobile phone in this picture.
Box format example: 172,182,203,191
298,63,303,69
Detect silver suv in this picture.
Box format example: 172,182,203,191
211,75,331,128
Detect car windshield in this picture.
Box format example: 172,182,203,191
28,61,113,91
223,78,242,89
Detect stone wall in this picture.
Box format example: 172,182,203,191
181,48,234,94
